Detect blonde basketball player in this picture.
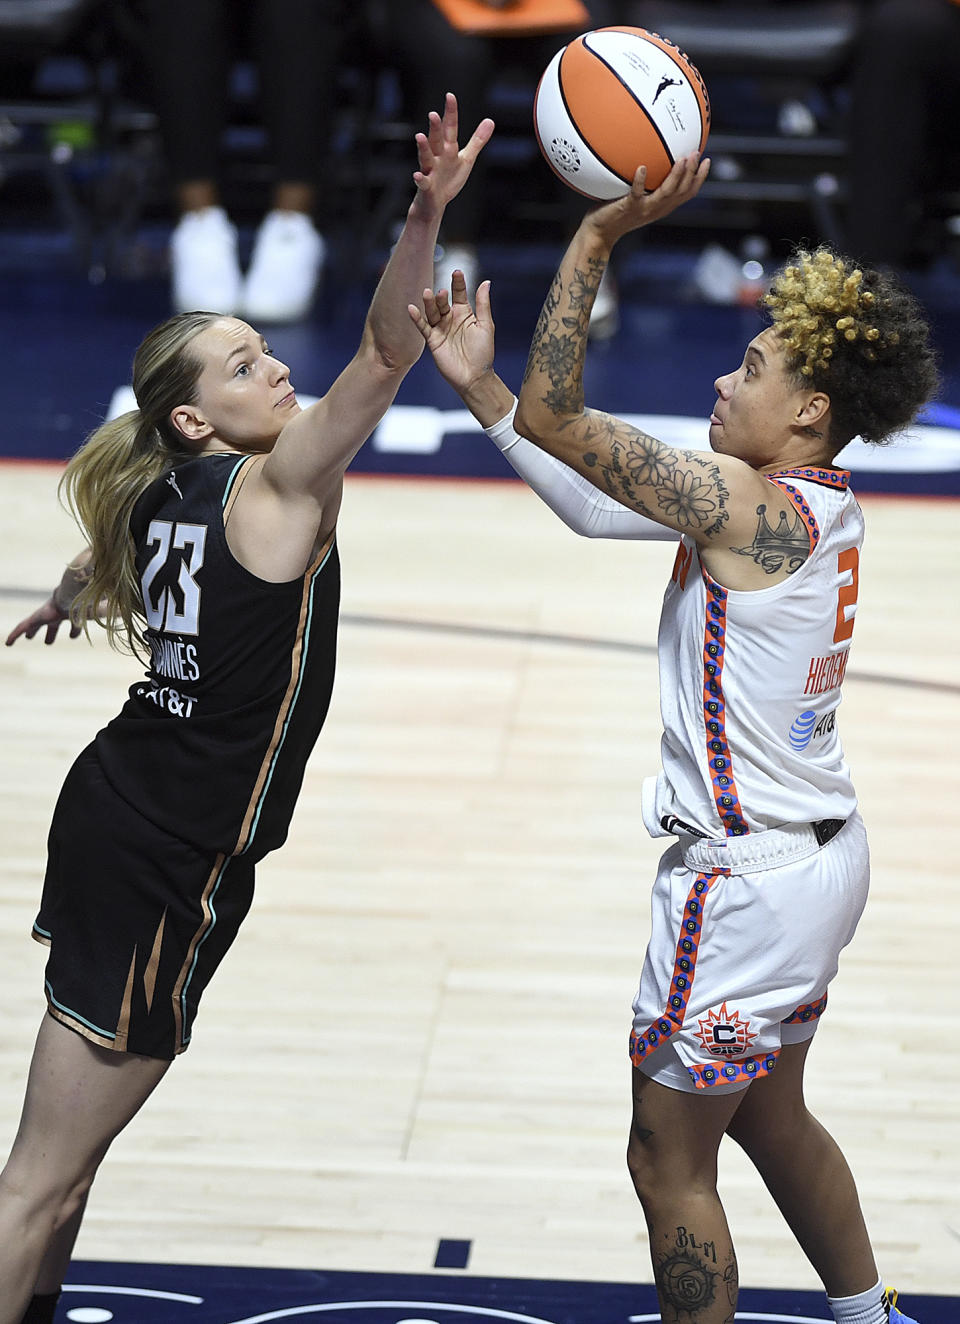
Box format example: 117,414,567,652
409,153,937,1324
0,95,493,1324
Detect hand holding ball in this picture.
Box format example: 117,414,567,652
534,26,710,201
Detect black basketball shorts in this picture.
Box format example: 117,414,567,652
33,746,256,1060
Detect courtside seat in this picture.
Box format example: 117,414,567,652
0,0,160,277
625,0,861,244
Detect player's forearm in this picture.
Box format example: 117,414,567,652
455,368,516,429
365,207,442,372
515,222,611,453
485,398,673,541
52,548,94,614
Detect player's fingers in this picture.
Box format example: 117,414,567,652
427,109,444,155
421,288,442,325
475,278,494,323
683,152,703,183
661,156,688,192
441,92,459,145
450,269,469,304
673,154,706,200
407,302,430,335
459,117,495,165
631,164,648,197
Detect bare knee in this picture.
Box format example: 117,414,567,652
51,1171,95,1230
626,1117,655,1200
1,1150,100,1225
627,1119,718,1208
626,1069,737,1210
726,1094,812,1165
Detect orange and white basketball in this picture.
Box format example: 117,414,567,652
534,26,711,201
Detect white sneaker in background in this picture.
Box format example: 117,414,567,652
434,241,479,299
588,266,620,340
170,206,242,315
242,210,326,324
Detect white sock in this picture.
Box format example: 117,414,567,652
827,1277,887,1324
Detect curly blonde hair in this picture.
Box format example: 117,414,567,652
762,247,938,448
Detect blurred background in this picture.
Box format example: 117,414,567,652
2,5,959,1316
1,0,959,483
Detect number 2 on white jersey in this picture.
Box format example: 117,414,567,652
141,519,207,636
834,546,859,644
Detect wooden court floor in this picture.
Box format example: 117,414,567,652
1,460,958,1297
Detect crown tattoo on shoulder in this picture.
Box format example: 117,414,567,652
731,503,810,575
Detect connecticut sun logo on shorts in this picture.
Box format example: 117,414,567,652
695,1002,758,1058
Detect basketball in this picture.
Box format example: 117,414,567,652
533,26,711,201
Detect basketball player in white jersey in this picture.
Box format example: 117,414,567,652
409,154,938,1324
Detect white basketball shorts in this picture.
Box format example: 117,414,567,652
630,812,869,1094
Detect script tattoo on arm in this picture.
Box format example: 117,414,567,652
730,502,810,575
577,418,731,538
522,253,732,539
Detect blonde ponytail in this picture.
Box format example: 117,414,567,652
58,311,222,655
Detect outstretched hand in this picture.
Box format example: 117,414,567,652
408,269,496,397
5,595,82,647
410,93,495,221
586,152,710,246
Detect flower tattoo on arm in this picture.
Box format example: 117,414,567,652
579,421,731,537
522,258,604,414
522,251,731,539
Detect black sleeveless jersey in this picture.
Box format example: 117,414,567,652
94,453,340,860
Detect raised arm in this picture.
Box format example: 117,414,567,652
512,155,778,551
410,273,671,540
485,401,673,541
228,95,494,577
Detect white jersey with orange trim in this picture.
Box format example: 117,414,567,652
643,466,863,839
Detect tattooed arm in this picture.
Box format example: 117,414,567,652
515,154,708,441
513,155,801,581
512,158,824,587
408,271,671,540
515,158,729,532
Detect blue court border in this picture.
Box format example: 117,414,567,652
59,1262,956,1324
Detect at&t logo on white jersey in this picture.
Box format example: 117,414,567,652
789,708,837,750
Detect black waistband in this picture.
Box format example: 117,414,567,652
813,818,846,846
663,814,846,847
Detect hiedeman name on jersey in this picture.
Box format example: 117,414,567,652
148,633,200,682
804,648,850,696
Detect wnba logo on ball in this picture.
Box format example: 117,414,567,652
548,137,582,175
533,26,710,200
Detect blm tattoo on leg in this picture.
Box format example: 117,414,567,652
653,1226,737,1322
656,1248,717,1316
